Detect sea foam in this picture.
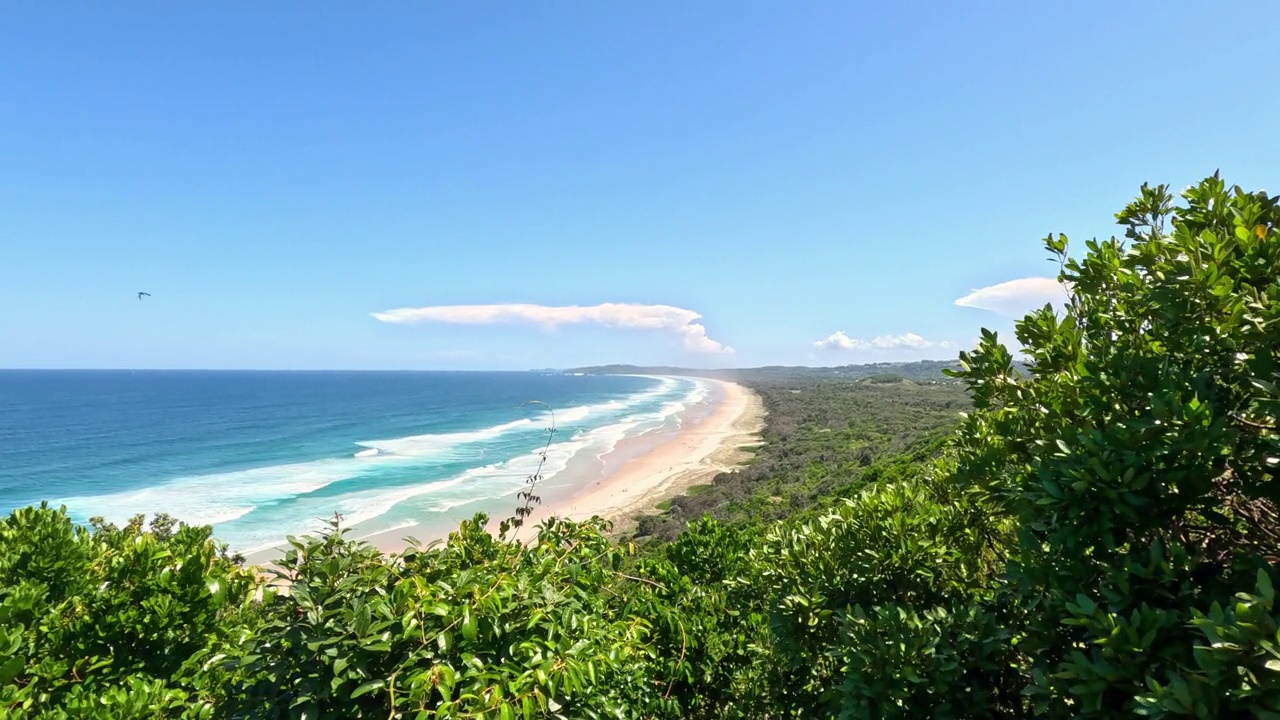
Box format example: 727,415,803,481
60,375,706,553
355,418,534,456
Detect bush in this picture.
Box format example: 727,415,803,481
228,514,682,719
832,601,1013,719
951,174,1280,716
0,504,258,719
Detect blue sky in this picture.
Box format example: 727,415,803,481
3,2,1277,370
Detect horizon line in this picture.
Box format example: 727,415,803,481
0,360,958,374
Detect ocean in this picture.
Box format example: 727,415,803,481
0,370,707,553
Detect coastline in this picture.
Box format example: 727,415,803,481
360,378,764,554
505,378,764,541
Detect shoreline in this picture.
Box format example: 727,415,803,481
358,378,764,554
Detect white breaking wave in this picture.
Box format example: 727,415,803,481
538,380,674,427
551,400,625,425
65,375,706,552
234,461,533,554
354,520,419,544
357,418,535,457
193,505,256,525
56,454,417,530
686,382,710,405
334,464,500,529
540,378,708,478
555,405,595,424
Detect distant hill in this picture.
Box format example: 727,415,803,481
564,359,966,383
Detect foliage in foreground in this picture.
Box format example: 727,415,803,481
949,175,1280,717
2,175,1278,718
0,508,257,718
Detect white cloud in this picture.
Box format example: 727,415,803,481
813,331,952,351
372,302,733,354
813,331,858,351
954,277,1069,318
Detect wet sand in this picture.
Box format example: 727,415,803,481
359,378,764,552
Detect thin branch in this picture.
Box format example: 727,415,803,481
614,572,667,590
664,619,688,700
1230,412,1277,431
501,401,557,536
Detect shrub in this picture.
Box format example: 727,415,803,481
228,514,681,719
750,475,1009,715
951,174,1280,716
0,503,258,719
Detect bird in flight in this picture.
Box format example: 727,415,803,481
137,292,151,300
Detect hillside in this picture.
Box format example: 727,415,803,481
630,376,971,540
3,176,1279,718
566,359,963,383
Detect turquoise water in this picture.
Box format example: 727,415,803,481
0,371,705,552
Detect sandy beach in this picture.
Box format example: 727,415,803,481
513,378,764,537
361,378,765,553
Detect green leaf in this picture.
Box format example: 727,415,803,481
1075,594,1096,616
1043,479,1063,499
350,679,386,699
0,656,23,685
462,608,477,643
0,630,22,657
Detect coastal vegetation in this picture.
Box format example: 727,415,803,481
568,359,965,383
630,377,970,540
3,175,1279,717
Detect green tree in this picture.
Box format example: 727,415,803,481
950,174,1280,717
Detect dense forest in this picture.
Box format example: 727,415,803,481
3,175,1279,718
630,377,970,540
567,359,965,383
